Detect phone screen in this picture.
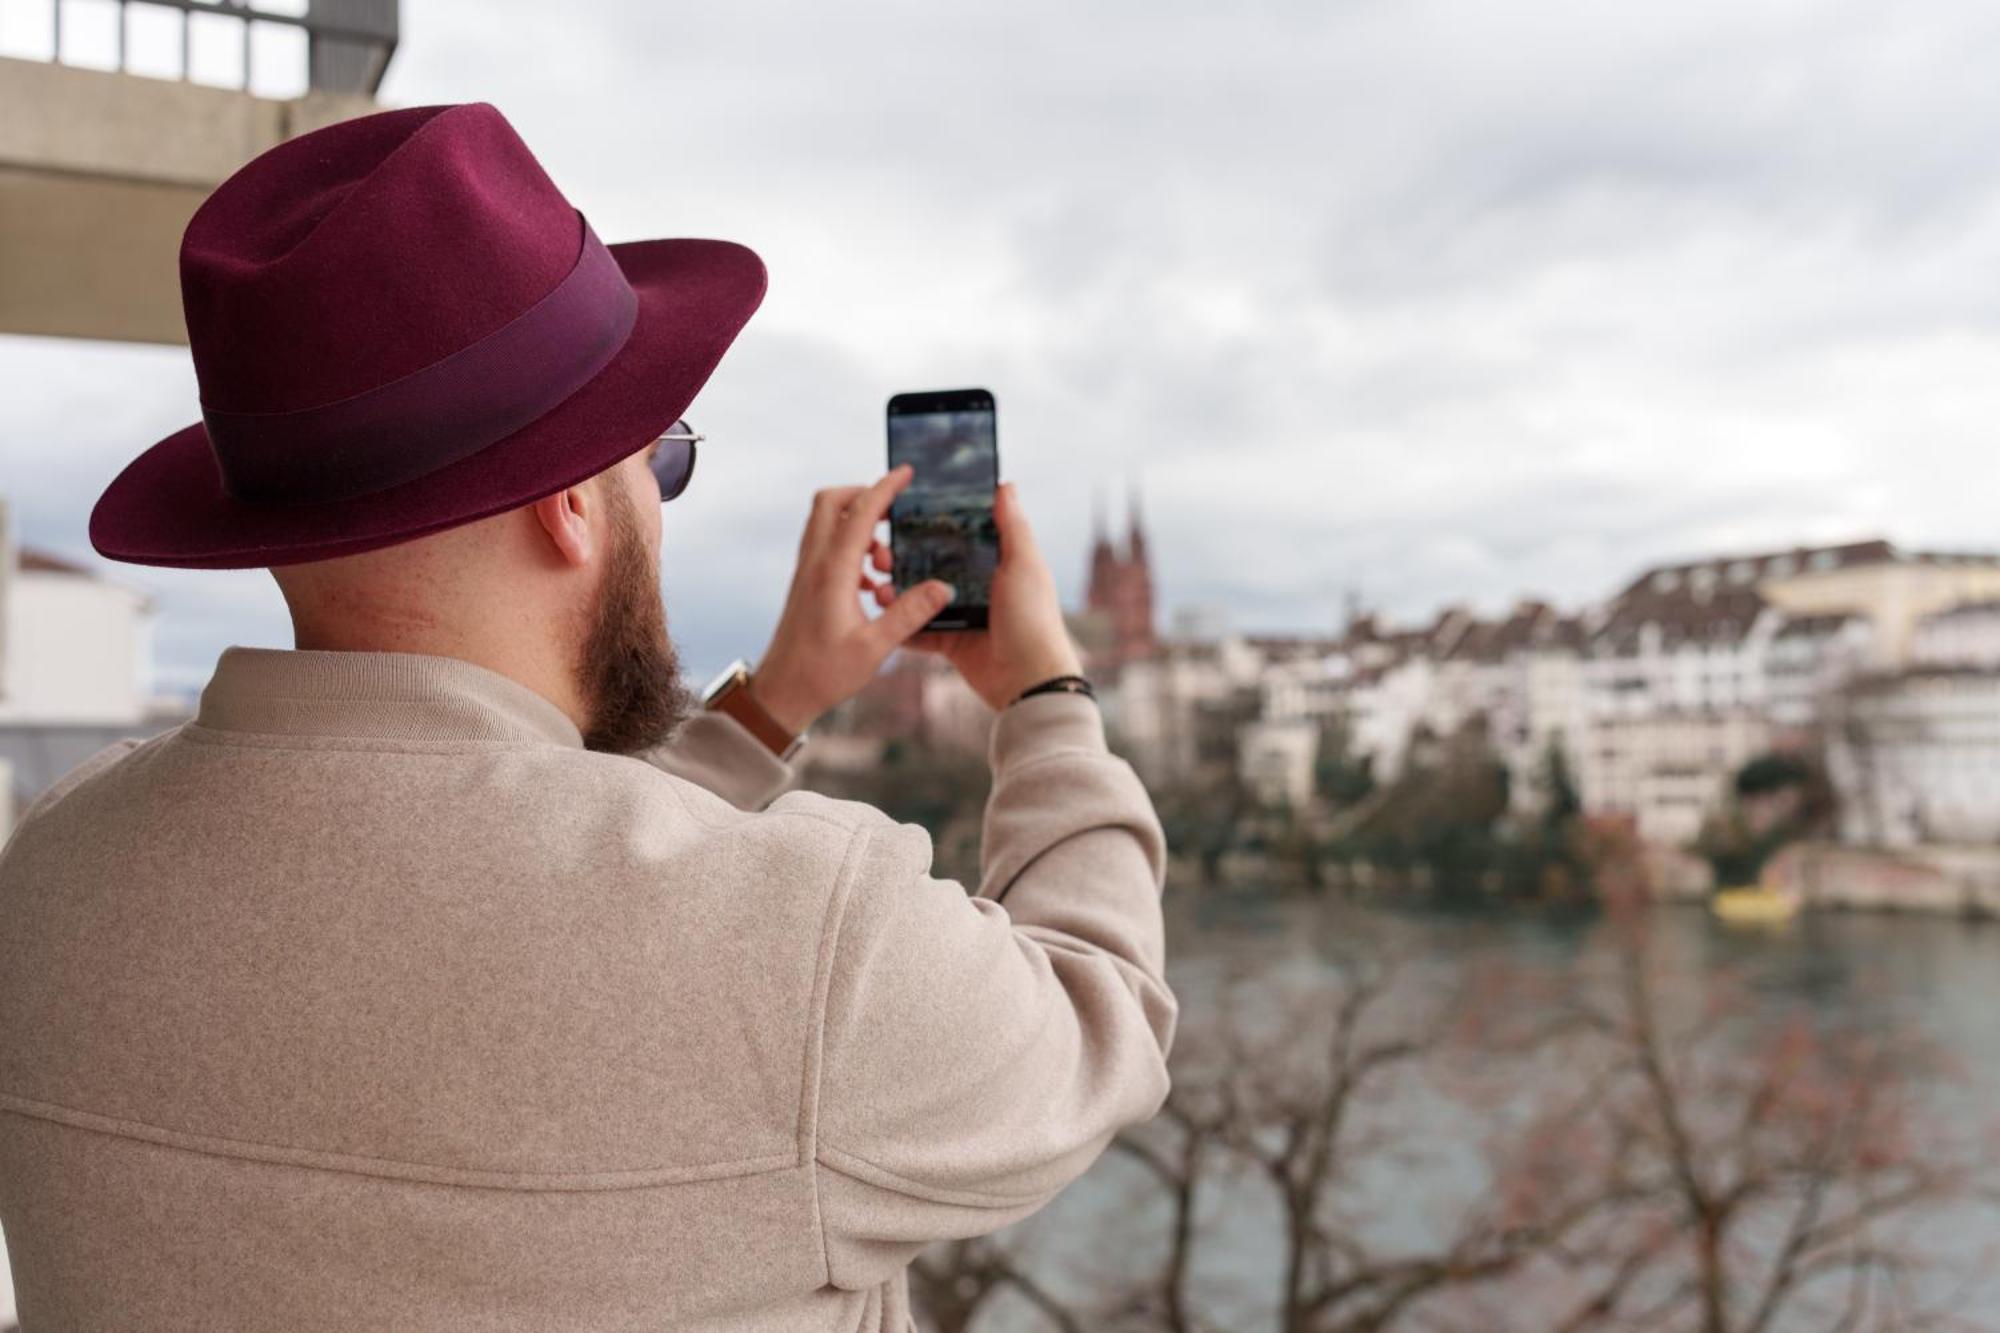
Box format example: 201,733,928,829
886,389,998,631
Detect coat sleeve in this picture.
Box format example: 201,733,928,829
9,738,146,832
809,691,1177,1290
634,707,796,812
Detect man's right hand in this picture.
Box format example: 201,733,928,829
901,480,1085,712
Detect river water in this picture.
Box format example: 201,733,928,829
975,896,2000,1332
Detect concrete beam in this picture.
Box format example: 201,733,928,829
0,166,207,344
0,57,377,345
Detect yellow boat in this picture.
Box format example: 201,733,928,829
1711,884,1801,926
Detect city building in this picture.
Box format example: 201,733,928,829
1759,543,2000,666
0,515,188,840
1556,541,1985,843
1097,533,2000,857
1765,612,1874,734
1827,668,2000,848
1237,718,1317,808
1107,634,1261,783
1581,710,1774,846
0,547,155,727
1084,484,1158,675
1511,618,1589,816
1819,595,2000,849
1911,599,2000,669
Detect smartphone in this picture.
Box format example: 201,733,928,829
886,388,999,632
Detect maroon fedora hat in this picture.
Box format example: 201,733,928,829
89,101,766,569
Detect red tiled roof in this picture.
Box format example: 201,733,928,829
1908,551,2000,568
1242,633,1344,661
1611,540,1897,602
1587,544,1896,654
17,547,97,578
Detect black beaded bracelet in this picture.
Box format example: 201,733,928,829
1010,673,1095,706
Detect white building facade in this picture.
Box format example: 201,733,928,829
1237,718,1318,808
0,550,155,727
1098,537,2000,855
1828,669,2000,847
0,524,174,842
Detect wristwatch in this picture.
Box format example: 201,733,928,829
700,658,808,762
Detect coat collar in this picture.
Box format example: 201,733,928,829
194,646,585,749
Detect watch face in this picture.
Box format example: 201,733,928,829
700,658,752,704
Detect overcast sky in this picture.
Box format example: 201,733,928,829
6,0,2000,693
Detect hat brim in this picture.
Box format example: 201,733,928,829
88,238,767,570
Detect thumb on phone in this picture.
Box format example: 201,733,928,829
993,481,1043,570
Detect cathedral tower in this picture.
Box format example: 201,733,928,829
1083,480,1158,669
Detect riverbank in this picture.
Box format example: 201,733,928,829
1763,840,2000,916
1173,839,2000,919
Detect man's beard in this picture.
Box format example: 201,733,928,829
577,482,694,754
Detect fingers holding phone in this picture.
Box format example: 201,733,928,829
750,465,951,735
882,388,1083,709
905,478,1083,712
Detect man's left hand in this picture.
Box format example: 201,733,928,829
746,464,955,737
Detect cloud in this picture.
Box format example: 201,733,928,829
7,0,2000,690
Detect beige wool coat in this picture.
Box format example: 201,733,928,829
0,646,1176,1331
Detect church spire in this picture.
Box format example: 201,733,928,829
1125,475,1148,560
1086,481,1119,615
1081,475,1160,669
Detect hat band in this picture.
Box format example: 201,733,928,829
201,212,638,506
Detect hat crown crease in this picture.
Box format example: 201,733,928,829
181,102,581,417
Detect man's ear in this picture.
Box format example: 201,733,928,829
531,485,595,569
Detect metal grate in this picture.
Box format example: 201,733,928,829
24,0,397,95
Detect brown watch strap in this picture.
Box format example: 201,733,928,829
709,674,798,759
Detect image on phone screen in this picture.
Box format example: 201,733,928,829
887,390,999,631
